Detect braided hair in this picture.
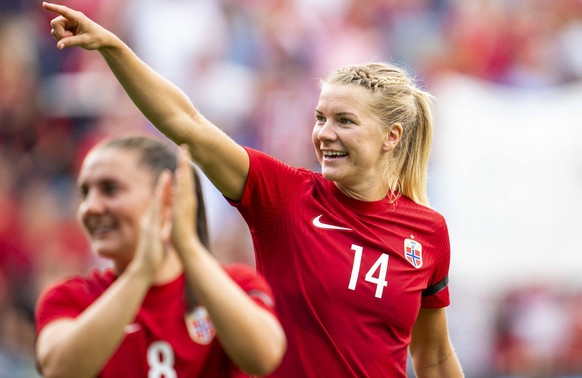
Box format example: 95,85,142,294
322,63,434,206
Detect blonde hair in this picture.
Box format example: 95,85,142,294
323,62,434,206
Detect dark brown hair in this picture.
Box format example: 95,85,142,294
100,134,210,250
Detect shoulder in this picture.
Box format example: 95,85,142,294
35,269,115,329
244,146,316,179
38,268,115,303
222,263,274,304
223,263,261,282
402,196,447,224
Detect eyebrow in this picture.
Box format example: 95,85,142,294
77,176,119,188
315,109,358,117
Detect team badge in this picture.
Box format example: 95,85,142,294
404,237,423,268
184,306,216,345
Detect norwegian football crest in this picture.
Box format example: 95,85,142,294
404,238,423,268
185,306,216,345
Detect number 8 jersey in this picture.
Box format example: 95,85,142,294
230,148,451,378
35,264,275,378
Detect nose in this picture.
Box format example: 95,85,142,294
80,189,105,215
317,120,337,142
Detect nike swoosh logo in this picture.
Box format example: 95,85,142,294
312,215,352,231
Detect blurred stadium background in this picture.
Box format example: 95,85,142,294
1,0,582,377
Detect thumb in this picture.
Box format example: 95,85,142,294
56,36,75,50
56,32,94,50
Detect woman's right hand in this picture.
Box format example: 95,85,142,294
42,2,116,50
42,3,251,202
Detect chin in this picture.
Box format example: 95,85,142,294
91,241,121,259
94,250,117,261
321,167,342,182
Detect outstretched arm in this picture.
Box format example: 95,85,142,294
409,307,464,378
42,2,249,200
167,146,286,375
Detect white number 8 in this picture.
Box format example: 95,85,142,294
147,341,177,378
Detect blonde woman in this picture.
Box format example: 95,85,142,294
42,2,463,376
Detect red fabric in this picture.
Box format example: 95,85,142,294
230,147,451,377
35,265,275,378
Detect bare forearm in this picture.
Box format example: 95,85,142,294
98,39,200,144
410,308,464,378
42,1,250,198
413,350,464,378
37,268,150,378
98,41,249,198
179,240,285,375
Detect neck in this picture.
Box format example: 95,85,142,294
152,250,183,285
334,181,389,202
113,249,183,285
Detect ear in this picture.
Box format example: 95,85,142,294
383,123,403,151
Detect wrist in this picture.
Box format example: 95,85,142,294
174,236,206,260
98,32,125,55
125,259,156,286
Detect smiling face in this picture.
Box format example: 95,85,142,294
312,83,400,200
76,146,156,266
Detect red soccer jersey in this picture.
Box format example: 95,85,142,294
231,148,451,378
35,264,275,378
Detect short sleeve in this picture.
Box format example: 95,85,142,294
223,263,277,316
421,216,451,308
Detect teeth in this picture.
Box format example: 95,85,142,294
91,225,113,236
88,218,115,233
323,151,347,157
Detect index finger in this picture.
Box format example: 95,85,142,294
42,2,76,18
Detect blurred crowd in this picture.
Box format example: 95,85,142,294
1,0,582,376
493,284,582,377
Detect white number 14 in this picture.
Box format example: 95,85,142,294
348,244,389,298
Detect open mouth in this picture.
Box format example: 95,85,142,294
88,218,117,239
92,226,115,239
323,151,348,159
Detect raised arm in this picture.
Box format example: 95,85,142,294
167,146,286,375
42,2,249,200
409,308,464,378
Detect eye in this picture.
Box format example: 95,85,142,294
315,114,326,124
79,184,89,199
339,117,353,125
101,181,119,196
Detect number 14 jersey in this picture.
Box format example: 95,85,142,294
231,148,451,378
